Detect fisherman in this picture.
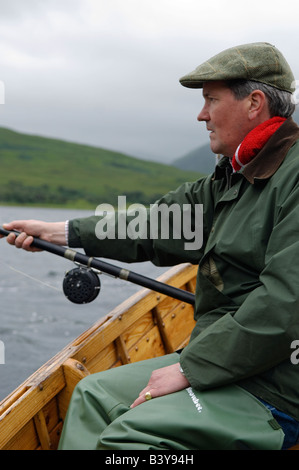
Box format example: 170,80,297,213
3,42,299,450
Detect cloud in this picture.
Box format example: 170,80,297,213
0,0,298,163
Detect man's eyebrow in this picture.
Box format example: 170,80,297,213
203,91,214,98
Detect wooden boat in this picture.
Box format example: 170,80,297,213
0,262,297,451
0,263,197,450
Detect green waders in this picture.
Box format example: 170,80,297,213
58,353,284,450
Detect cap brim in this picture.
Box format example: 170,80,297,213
179,78,205,88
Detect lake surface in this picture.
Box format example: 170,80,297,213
0,206,168,401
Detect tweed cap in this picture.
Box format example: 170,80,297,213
179,42,295,93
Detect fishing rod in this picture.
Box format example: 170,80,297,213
0,227,195,306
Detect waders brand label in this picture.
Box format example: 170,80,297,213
186,387,203,413
95,196,203,251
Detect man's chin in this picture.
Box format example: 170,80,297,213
209,143,221,155
209,142,231,157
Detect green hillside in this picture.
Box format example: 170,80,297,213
0,128,203,208
172,142,217,175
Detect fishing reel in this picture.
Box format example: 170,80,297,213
63,265,101,304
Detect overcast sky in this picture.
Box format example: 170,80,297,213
0,0,298,163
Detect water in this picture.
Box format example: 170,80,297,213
0,206,168,401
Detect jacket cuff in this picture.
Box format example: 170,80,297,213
68,219,83,247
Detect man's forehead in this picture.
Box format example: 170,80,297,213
202,81,229,95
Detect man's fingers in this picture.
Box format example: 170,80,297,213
6,232,17,245
6,231,38,251
14,232,28,248
130,388,156,408
21,235,36,251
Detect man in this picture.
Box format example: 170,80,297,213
3,42,299,450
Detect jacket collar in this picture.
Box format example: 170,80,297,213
214,117,299,185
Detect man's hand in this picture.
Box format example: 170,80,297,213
130,362,189,408
1,220,67,251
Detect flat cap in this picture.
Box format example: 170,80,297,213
179,42,295,93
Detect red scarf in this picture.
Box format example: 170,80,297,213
231,116,286,172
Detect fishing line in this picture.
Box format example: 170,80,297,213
0,258,61,292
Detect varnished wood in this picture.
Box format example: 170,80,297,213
0,263,197,450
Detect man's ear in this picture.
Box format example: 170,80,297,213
248,90,268,121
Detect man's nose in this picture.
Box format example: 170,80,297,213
197,106,209,122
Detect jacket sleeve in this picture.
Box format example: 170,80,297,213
68,178,214,266
180,183,299,390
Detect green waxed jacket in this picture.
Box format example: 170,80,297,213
69,117,299,420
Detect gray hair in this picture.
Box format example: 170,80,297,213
226,79,295,118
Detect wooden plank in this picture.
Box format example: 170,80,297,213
120,311,154,351
74,340,119,374
0,385,28,414
158,303,195,352
41,397,60,437
2,418,39,450
153,296,195,353
49,420,64,450
115,336,131,364
0,367,65,449
34,410,51,450
155,294,181,319
128,325,165,362
187,277,197,294
58,359,90,420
